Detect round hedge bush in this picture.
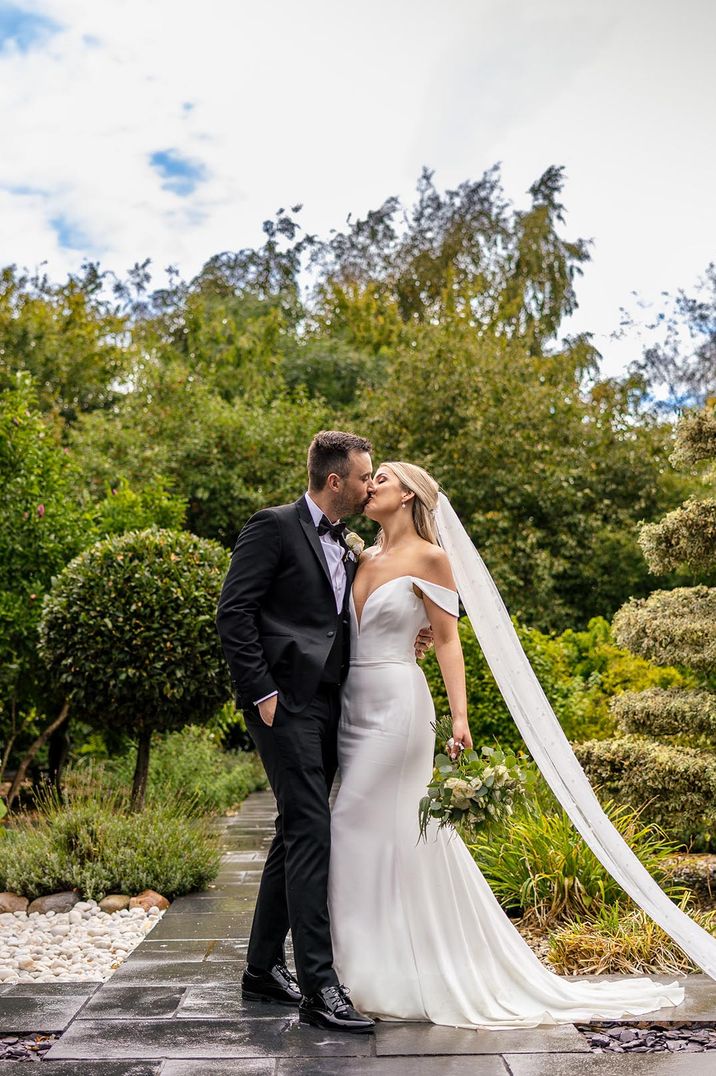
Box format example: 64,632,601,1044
38,527,231,807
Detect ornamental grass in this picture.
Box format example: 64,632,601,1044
548,898,716,976
469,794,684,924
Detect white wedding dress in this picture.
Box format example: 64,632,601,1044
328,574,685,1029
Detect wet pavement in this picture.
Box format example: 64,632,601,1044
0,789,715,1073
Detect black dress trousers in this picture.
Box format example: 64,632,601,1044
244,684,340,995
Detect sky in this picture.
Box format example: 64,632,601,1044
0,0,714,377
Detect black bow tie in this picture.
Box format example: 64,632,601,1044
317,515,347,542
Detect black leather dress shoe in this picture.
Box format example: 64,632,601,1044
241,961,302,1005
299,984,375,1033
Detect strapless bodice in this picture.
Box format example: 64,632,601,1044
348,575,459,665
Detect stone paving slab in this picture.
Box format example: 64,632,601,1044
0,1065,160,1075
141,912,255,940
0,993,91,1032
47,1017,375,1059
176,985,296,1020
181,888,261,904
122,940,211,963
159,1060,511,1076
205,939,251,961
0,982,99,996
81,987,187,1020
374,1021,589,1055
276,1059,509,1075
105,959,246,986
504,1054,716,1075
169,895,257,914
161,1063,275,1076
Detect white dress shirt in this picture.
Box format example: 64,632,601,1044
304,491,347,613
254,493,346,705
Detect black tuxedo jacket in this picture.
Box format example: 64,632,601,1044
215,495,357,713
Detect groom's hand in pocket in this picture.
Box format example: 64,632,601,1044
258,694,278,727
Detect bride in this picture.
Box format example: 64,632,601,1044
328,460,703,1029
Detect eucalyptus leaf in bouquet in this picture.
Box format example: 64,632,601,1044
418,714,537,841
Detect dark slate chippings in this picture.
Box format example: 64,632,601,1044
0,1032,59,1061
578,1021,716,1052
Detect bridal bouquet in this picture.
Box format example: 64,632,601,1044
418,716,536,841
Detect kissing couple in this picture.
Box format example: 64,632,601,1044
216,430,714,1032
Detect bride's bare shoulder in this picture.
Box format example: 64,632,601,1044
413,541,455,590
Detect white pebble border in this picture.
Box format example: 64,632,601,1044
0,901,164,984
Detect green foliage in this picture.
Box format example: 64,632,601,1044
38,528,231,737
91,478,187,538
0,376,90,771
548,897,715,975
312,165,589,348
670,402,716,468
638,497,716,577
360,321,679,631
0,167,699,635
98,725,267,814
422,619,598,751
69,365,330,546
557,616,689,693
612,687,716,744
555,616,688,740
469,791,681,922
0,779,220,900
0,264,132,424
591,403,716,848
613,586,716,674
574,736,716,847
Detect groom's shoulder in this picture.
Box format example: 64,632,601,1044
246,498,303,528
258,498,302,520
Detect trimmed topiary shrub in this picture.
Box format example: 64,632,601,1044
613,586,716,674
579,403,716,847
38,528,232,809
611,687,716,743
574,736,716,846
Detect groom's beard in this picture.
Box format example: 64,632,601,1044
337,494,372,519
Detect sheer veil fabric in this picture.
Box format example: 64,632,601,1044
434,491,716,980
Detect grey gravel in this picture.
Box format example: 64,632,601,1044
578,1021,716,1053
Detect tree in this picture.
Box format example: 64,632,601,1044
38,528,232,810
0,375,191,805
624,263,716,412
309,165,590,354
0,263,132,425
0,375,89,791
357,321,682,630
575,404,716,846
68,361,330,546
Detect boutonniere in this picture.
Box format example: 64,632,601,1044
343,531,365,561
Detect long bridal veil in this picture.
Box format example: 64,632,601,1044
435,491,716,980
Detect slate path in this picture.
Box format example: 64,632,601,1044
1,788,715,1074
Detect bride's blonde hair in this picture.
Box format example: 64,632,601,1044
376,461,440,547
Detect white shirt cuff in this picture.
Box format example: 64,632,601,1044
254,690,278,705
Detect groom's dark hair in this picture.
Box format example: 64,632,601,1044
308,430,373,489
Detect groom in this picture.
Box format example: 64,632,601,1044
216,430,377,1033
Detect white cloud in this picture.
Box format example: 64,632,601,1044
0,0,714,377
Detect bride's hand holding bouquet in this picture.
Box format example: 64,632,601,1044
418,713,537,842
